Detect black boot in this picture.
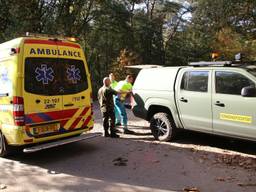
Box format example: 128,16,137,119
110,129,120,138
123,129,135,134
111,133,120,138
104,130,110,137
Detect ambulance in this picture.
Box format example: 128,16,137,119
0,33,100,157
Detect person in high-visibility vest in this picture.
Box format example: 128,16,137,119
114,75,135,134
109,73,121,126
109,73,118,89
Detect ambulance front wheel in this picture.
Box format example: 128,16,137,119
0,131,11,157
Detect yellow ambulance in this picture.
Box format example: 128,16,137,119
0,33,100,156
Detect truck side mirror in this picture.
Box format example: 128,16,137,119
241,86,256,97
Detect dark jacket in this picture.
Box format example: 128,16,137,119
98,86,117,113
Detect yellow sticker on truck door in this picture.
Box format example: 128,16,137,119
220,113,252,124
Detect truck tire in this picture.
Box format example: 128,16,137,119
150,112,176,141
0,131,10,157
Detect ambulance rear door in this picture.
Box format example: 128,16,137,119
23,39,63,136
57,43,92,131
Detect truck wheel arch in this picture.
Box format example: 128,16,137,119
147,105,174,121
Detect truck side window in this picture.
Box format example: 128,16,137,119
215,71,255,95
181,71,208,92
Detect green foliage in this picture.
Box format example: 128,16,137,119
191,0,256,61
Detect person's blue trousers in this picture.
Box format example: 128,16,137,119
114,103,121,124
114,97,128,128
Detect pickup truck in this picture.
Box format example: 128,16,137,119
132,61,256,141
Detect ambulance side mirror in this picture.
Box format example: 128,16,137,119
241,86,256,97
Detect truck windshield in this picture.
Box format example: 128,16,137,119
25,58,88,96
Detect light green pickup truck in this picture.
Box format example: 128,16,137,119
132,61,256,141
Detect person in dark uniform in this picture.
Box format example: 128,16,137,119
98,77,120,138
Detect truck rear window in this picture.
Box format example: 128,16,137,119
25,58,88,95
181,71,209,92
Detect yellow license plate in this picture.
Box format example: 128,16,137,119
33,124,60,135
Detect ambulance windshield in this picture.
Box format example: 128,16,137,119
24,58,88,95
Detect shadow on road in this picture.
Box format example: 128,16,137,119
172,130,256,156
122,123,256,156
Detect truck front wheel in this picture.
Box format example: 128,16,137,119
150,112,176,141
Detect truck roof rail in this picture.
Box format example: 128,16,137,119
189,61,232,67
124,64,163,69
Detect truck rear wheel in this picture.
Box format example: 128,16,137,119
150,112,176,141
0,132,10,157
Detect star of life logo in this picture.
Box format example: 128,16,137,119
0,68,8,82
66,65,81,83
35,64,54,84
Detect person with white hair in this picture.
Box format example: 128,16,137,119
98,77,120,138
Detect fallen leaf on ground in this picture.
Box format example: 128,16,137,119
215,154,256,170
216,177,225,182
0,184,7,190
114,162,127,166
113,157,128,166
238,183,256,187
198,159,204,163
183,187,200,192
190,148,197,153
112,157,128,162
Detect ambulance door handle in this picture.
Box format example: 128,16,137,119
81,96,85,99
0,93,9,97
35,99,41,104
64,103,74,107
215,101,225,107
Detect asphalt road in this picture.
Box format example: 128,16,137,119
0,103,256,192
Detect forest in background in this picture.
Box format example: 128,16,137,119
0,0,256,93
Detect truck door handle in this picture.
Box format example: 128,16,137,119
64,103,74,107
215,101,225,107
180,97,188,103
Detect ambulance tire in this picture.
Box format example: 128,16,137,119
150,112,176,142
0,131,11,157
